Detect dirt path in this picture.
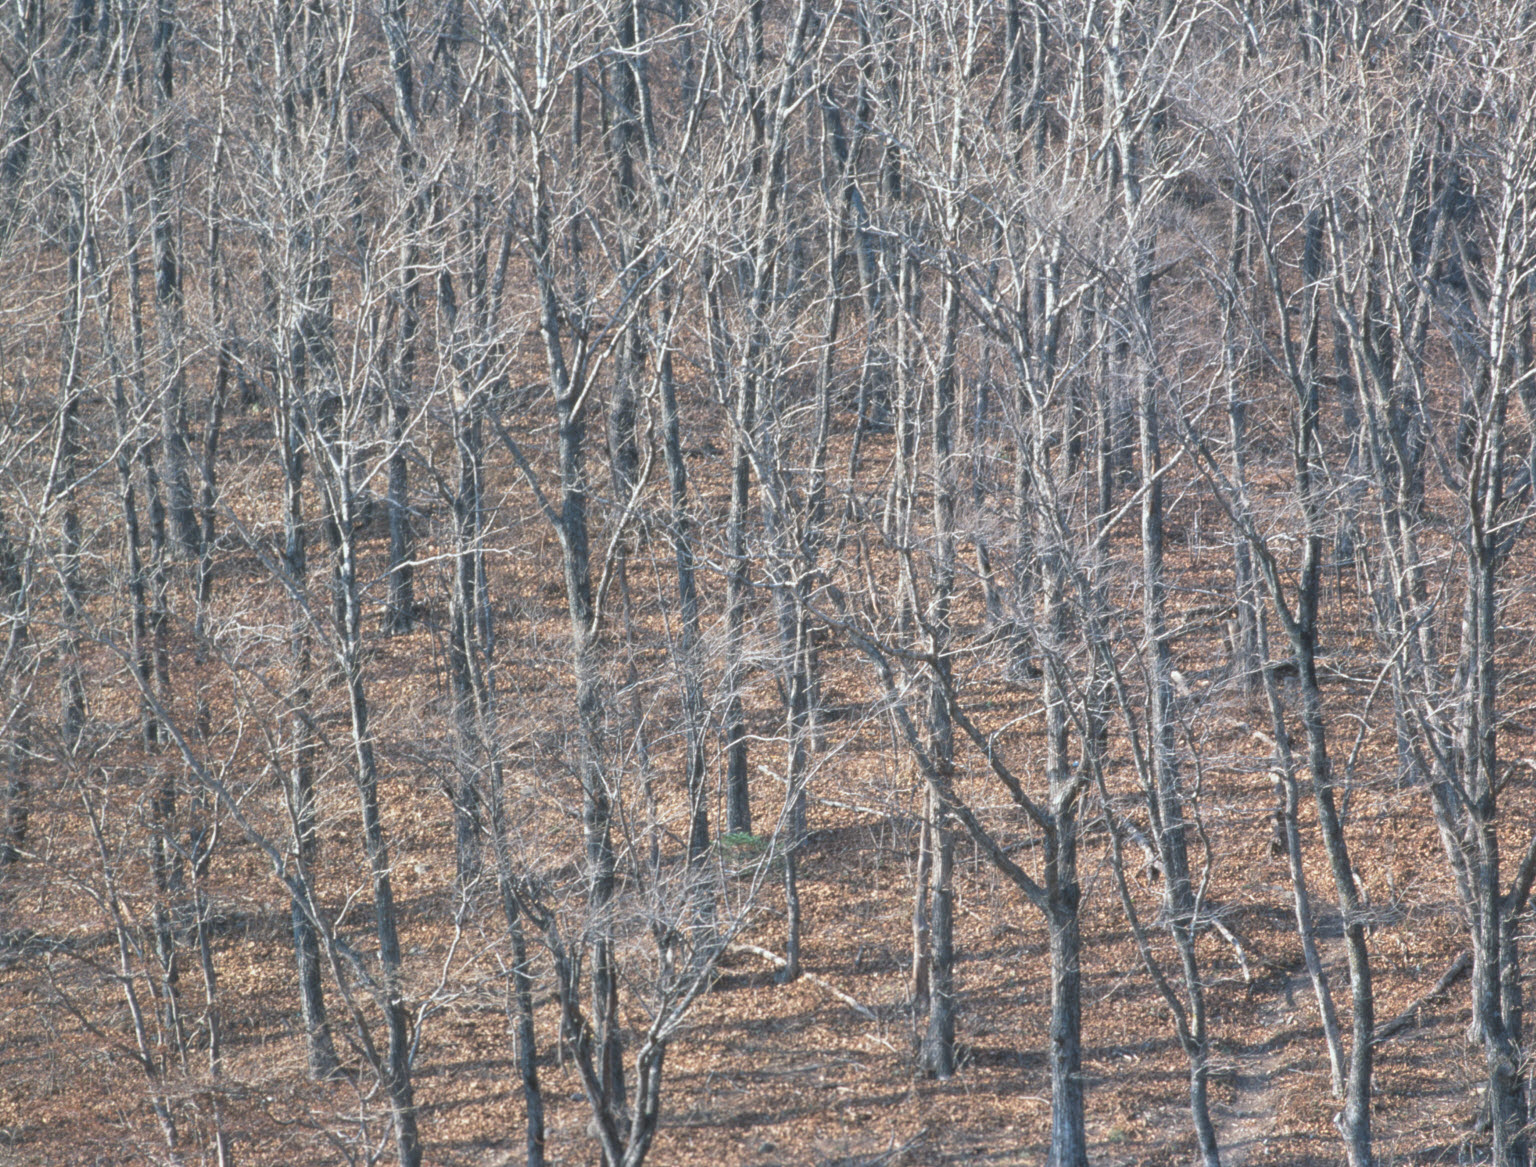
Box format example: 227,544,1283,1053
1212,967,1313,1166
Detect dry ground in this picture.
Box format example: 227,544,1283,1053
0,393,1512,1166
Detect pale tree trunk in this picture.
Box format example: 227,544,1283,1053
524,70,628,1131
655,291,710,869
1136,369,1218,1167
1221,201,1261,692
736,0,818,980
279,387,338,1080
50,187,86,752
446,341,486,888
850,620,1089,1166
643,50,711,875
325,457,423,1167
921,146,964,1075
1219,136,1376,1164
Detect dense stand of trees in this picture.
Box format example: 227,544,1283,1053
2,0,1534,1163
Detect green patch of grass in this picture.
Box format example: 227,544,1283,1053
716,832,778,877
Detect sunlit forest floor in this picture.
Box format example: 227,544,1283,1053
0,370,1513,1166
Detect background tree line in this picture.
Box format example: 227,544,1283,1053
1,0,1534,1163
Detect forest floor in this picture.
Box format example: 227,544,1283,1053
0,403,1510,1166
0,691,1492,1164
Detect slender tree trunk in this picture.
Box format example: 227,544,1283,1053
657,298,709,869
922,203,961,1078
278,277,339,1080
1138,356,1219,1167
1223,202,1261,692
334,483,422,1167
380,0,421,635
448,390,485,887
51,190,86,752
723,361,756,838
911,794,932,1012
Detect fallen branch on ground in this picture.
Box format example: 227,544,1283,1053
1374,951,1471,1045
728,943,878,1021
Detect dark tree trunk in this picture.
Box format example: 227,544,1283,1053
147,0,199,558
1,502,27,865
723,338,757,840
1044,566,1086,1167
333,475,422,1167
448,389,485,887
381,0,421,635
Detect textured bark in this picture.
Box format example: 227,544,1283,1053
1138,362,1219,1167
657,311,709,867
921,193,961,1078
722,364,756,838
146,0,199,558
380,0,421,635
448,391,486,887
51,191,86,751
1043,566,1086,1167
334,488,422,1167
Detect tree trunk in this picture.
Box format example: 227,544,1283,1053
1045,558,1087,1167
334,485,423,1167
381,0,420,634
147,0,199,558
